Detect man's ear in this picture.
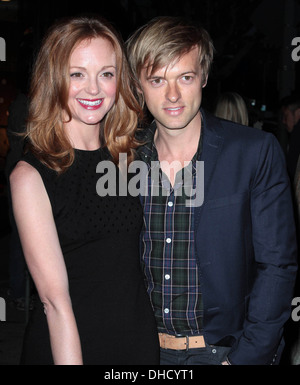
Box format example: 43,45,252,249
134,77,143,94
137,85,143,94
135,82,145,108
202,74,208,88
295,107,300,123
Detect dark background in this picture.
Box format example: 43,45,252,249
0,0,300,126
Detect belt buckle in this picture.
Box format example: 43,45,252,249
176,334,189,351
185,335,189,351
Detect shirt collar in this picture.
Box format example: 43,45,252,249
138,112,203,165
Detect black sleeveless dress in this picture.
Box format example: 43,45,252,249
20,148,159,365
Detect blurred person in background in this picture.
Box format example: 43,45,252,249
214,91,249,126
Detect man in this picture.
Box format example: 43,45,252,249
126,16,298,365
280,95,300,182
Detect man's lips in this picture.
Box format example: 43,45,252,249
163,106,184,115
77,98,104,110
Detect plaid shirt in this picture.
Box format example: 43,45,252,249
138,122,203,336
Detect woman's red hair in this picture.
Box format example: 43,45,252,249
26,15,142,172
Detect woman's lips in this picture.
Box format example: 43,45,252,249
77,98,104,110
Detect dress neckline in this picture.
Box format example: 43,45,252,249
74,147,102,153
74,146,111,161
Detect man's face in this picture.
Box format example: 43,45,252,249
282,107,300,133
139,47,205,134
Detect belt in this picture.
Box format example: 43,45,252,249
158,333,206,350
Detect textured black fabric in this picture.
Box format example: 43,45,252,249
20,148,159,365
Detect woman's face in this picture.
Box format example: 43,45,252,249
67,37,117,128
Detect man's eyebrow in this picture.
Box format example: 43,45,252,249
146,70,198,80
146,75,163,80
180,71,198,76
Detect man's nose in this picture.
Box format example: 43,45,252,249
166,82,181,103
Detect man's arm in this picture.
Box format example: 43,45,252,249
228,134,298,365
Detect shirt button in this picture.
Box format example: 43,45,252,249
166,238,172,243
164,308,170,314
165,274,170,280
168,201,173,207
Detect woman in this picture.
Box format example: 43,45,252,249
10,15,159,365
214,92,249,126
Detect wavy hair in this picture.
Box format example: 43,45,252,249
26,15,142,172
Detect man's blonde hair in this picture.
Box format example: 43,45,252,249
126,16,214,104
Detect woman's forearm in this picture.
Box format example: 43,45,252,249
44,301,83,365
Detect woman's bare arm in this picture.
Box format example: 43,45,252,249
10,161,83,365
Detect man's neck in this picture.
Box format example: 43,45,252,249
154,121,201,164
153,118,201,186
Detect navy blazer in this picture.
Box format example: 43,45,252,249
194,110,297,364
138,109,298,365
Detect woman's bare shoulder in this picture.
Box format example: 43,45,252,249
10,160,43,191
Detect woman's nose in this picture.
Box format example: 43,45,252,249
86,77,100,95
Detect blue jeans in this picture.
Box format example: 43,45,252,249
160,345,232,365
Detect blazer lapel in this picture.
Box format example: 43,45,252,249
194,109,224,227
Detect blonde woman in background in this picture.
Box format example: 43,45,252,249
214,91,249,126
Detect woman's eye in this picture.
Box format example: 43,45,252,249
70,72,83,78
102,72,114,78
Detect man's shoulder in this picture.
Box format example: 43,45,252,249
203,109,270,143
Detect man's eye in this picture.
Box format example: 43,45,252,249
150,78,162,85
182,76,193,81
